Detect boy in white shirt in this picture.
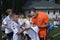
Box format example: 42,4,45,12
11,13,28,40
28,22,40,40
2,19,6,40
18,14,26,39
23,15,39,40
26,22,40,40
3,9,13,40
2,19,5,34
18,14,25,28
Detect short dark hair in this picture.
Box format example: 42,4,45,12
28,14,32,18
12,10,20,15
12,12,19,15
29,7,36,13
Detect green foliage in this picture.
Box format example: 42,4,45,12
56,0,60,4
0,21,2,40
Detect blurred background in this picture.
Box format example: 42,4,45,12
0,0,60,40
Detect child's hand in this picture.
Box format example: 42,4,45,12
24,27,30,30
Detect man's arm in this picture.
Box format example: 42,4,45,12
38,22,49,28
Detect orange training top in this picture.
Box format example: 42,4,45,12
31,12,49,38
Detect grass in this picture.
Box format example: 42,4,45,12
49,27,60,40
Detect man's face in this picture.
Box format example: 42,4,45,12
13,15,19,22
30,11,37,17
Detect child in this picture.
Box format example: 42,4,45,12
27,22,40,40
49,22,54,31
2,19,6,40
18,14,26,39
11,13,28,40
18,14,25,27
23,15,39,40
3,9,13,40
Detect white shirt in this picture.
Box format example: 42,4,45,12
2,19,6,31
11,21,22,40
23,19,31,35
24,19,39,40
18,18,24,26
31,26,39,33
27,26,39,40
4,16,13,34
25,20,31,27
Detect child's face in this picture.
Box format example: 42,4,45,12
31,23,36,27
8,11,12,15
13,15,19,22
21,14,24,18
32,24,36,27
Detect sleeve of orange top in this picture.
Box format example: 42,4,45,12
44,14,49,24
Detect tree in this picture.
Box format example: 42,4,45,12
0,0,28,14
13,0,28,12
55,0,60,4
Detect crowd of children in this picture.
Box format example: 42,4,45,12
1,9,40,40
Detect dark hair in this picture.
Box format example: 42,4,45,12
12,12,19,15
12,10,20,15
29,7,36,13
28,14,32,18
